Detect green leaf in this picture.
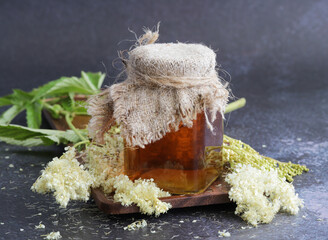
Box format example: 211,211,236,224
31,80,59,101
11,89,34,103
26,100,42,129
0,105,24,124
40,135,60,145
0,124,45,140
56,130,85,143
32,74,102,101
42,76,94,97
69,100,87,115
68,92,75,109
73,106,88,114
0,136,45,147
0,89,34,107
0,94,14,107
59,97,73,112
0,90,34,124
0,124,83,147
81,71,105,90
81,71,98,91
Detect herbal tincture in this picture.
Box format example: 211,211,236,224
88,28,229,194
124,112,223,194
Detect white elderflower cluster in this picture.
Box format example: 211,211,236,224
225,164,303,226
124,219,147,231
83,131,124,193
111,175,171,216
31,147,94,208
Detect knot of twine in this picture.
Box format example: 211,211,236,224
120,24,219,89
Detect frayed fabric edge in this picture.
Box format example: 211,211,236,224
87,88,114,144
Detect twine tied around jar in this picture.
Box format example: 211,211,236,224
87,25,229,148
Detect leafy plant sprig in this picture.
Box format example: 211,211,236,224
0,71,105,148
0,71,105,129
0,124,86,147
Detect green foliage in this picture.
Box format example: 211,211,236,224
0,124,84,147
0,71,105,129
0,105,24,125
0,89,34,125
26,101,42,129
0,95,13,107
0,71,105,148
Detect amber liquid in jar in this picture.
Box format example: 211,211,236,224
124,112,223,195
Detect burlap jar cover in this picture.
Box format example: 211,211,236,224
87,28,229,148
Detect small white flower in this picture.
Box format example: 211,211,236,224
124,219,147,231
218,230,230,237
35,222,45,229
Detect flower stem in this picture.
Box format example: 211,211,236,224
225,98,246,114
65,113,87,141
73,140,90,149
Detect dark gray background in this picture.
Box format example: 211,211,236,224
0,1,327,239
1,0,327,97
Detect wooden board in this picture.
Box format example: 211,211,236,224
91,177,229,215
43,110,90,131
44,109,231,215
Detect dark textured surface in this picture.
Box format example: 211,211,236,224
1,0,328,239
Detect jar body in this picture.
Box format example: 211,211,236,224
124,112,223,194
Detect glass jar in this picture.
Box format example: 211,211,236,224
124,112,223,195
86,37,229,195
